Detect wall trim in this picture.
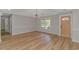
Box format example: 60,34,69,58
72,40,79,43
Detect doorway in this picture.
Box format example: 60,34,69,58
61,16,71,38
1,15,11,41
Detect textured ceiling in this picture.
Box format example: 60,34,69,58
0,9,73,17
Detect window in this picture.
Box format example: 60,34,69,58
41,18,51,29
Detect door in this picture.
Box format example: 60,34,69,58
61,16,71,38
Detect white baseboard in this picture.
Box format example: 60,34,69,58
72,40,79,43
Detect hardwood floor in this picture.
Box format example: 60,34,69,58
0,31,79,50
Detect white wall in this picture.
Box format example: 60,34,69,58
51,15,60,35
72,10,79,42
12,14,36,35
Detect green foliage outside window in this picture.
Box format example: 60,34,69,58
41,18,50,29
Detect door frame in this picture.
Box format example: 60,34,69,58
61,16,71,38
59,14,72,38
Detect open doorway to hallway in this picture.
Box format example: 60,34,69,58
1,14,12,41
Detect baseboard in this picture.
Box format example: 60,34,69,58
12,31,37,37
12,31,59,39
35,31,58,36
35,31,52,35
72,40,79,43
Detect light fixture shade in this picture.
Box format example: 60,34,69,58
35,14,38,16
35,9,38,16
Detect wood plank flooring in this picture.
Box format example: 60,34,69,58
0,31,79,50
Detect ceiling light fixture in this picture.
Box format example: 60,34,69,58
35,9,38,16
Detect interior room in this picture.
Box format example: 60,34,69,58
1,14,11,41
0,9,79,50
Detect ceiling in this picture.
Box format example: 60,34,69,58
0,9,73,18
